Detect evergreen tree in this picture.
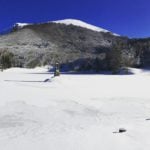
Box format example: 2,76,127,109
0,50,14,70
107,42,123,74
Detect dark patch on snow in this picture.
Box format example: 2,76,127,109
113,128,127,134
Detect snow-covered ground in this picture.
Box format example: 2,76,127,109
0,67,150,150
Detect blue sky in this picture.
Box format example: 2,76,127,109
0,0,150,38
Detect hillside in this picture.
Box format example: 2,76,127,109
0,19,150,71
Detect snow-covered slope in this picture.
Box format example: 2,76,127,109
53,19,119,36
13,19,119,36
0,67,150,150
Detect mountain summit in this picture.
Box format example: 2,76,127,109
52,19,119,36
13,19,119,36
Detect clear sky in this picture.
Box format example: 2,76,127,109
0,0,150,38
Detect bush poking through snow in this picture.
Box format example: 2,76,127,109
0,50,14,70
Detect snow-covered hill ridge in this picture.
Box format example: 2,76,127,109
53,19,108,32
53,19,119,36
14,19,119,36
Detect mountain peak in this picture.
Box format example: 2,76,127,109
52,19,119,36
12,19,119,36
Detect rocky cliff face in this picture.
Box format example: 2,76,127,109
0,20,149,71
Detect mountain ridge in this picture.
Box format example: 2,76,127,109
12,19,119,36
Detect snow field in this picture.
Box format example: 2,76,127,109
0,67,150,150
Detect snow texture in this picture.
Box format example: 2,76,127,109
14,23,31,28
0,67,150,150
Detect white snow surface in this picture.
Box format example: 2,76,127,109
14,23,31,28
53,19,119,36
0,67,150,150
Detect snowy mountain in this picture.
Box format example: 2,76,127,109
52,19,119,36
13,19,119,36
0,19,150,69
0,18,125,69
